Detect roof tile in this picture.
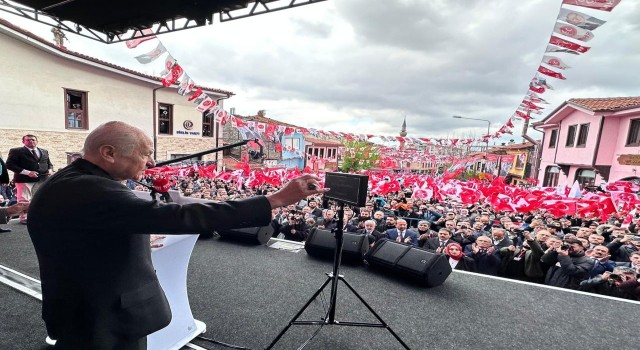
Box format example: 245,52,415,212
568,96,640,112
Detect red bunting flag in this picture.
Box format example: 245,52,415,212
196,96,216,112
553,22,594,42
134,42,166,64
538,66,567,80
187,88,203,102
562,0,622,12
161,63,183,87
506,119,515,128
542,55,571,70
515,111,532,121
549,36,591,54
125,29,156,49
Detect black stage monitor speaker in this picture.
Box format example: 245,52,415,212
366,239,452,287
305,229,369,263
216,225,274,245
324,172,368,207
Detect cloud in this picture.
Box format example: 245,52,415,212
2,0,638,144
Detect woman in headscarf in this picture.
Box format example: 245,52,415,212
443,242,477,272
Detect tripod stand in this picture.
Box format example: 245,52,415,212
265,202,410,349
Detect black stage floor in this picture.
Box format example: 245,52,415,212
1,220,639,350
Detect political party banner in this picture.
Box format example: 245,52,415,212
558,8,606,30
561,0,622,12
499,155,515,176
509,151,528,177
485,154,500,175
553,21,594,42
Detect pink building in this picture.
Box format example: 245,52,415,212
534,97,640,188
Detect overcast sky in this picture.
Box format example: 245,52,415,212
2,0,639,145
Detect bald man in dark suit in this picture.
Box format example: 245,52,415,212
28,121,328,350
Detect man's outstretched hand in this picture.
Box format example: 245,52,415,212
266,175,329,209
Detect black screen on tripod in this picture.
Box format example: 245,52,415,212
324,172,368,207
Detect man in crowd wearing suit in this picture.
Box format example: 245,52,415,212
425,228,456,252
27,121,328,350
358,219,385,247
385,218,418,246
6,134,54,224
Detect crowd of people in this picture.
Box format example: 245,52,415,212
2,131,639,302
132,171,640,301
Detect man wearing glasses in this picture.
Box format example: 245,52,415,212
6,134,54,224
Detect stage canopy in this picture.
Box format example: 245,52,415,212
0,0,326,43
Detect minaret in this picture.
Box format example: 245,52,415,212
399,116,407,150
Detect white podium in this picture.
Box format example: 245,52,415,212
132,190,208,350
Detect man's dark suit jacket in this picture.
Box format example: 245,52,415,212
356,228,384,245
28,159,271,349
6,146,54,183
424,237,455,251
385,228,418,246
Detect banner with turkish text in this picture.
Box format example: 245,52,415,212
561,0,622,12
550,36,591,54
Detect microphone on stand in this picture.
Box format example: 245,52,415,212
151,177,173,203
132,178,173,203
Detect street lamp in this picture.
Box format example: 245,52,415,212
452,115,491,151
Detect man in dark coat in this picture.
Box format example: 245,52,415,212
6,134,54,224
27,121,327,350
541,238,594,289
357,219,385,247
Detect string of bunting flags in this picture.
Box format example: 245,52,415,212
498,0,623,138
123,0,624,164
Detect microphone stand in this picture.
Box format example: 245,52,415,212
266,201,410,349
133,139,259,202
152,139,253,167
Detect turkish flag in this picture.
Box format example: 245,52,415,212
598,196,617,221
486,193,516,212
459,187,481,204
605,181,640,193
540,200,576,218
575,199,599,217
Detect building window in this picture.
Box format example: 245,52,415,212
158,103,173,135
65,89,88,130
543,166,560,187
565,125,577,147
626,119,640,146
202,112,214,137
576,123,589,147
576,168,596,188
284,138,300,150
327,148,336,159
548,129,558,148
